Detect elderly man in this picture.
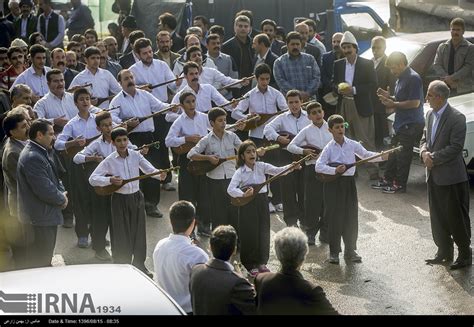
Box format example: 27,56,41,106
332,31,379,179
255,227,338,315
103,36,120,62
421,80,471,270
432,17,474,96
273,31,320,102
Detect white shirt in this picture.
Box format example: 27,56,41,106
129,59,176,102
165,111,210,148
287,121,333,165
153,234,209,313
232,86,288,139
73,136,137,164
173,57,217,77
54,113,100,151
315,136,381,176
89,149,160,194
166,84,228,122
69,67,122,108
34,91,78,124
187,130,241,180
110,89,168,133
11,66,51,97
227,161,293,197
178,67,241,95
372,56,384,69
345,57,357,94
263,110,311,142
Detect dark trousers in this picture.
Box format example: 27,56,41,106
110,191,147,271
304,164,326,238
177,155,211,227
71,163,93,238
208,178,238,232
58,153,74,224
384,123,424,187
374,111,388,150
428,178,471,256
279,150,304,227
324,176,358,254
128,132,161,206
153,115,173,184
250,137,282,204
238,193,270,271
23,225,58,269
91,194,111,252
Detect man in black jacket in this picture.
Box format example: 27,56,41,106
17,119,68,268
222,15,255,96
190,225,256,315
252,34,278,89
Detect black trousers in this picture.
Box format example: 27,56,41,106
250,137,282,204
71,163,93,238
128,132,161,206
238,193,270,271
177,155,211,226
153,115,173,184
384,123,424,187
110,191,147,271
304,164,326,238
57,152,74,224
324,176,358,254
374,111,388,150
23,225,58,269
91,193,111,252
428,178,471,255
279,150,304,227
208,178,238,232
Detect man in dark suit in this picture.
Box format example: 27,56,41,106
260,19,284,56
255,227,338,315
320,32,343,119
421,80,471,270
190,225,256,315
155,31,180,72
17,119,68,268
14,0,37,44
371,36,396,150
333,31,379,179
222,15,255,96
118,30,145,69
158,12,184,53
252,34,278,89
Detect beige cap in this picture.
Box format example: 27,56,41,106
10,38,28,48
340,31,358,47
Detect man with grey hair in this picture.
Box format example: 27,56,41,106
421,80,471,270
254,227,338,315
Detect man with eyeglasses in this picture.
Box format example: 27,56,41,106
0,47,26,90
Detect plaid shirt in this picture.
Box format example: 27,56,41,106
273,52,320,96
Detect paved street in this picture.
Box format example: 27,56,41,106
53,159,474,315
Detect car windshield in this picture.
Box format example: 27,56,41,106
360,38,424,64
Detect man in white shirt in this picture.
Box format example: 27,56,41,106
11,44,50,103
110,69,168,217
167,61,229,122
153,200,209,314
173,34,217,77
34,69,77,133
69,46,122,109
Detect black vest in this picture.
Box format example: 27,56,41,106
39,12,60,44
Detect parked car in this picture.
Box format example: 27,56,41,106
0,264,186,315
360,31,474,93
388,92,474,173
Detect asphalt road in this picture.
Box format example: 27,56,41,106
52,158,474,315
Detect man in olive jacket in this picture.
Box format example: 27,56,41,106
17,119,68,268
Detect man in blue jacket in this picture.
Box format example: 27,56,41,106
17,119,68,268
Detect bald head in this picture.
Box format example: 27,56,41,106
295,23,309,44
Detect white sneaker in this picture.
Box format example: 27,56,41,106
268,202,276,213
275,203,283,212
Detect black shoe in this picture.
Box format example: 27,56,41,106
371,178,391,190
382,183,406,194
450,249,472,270
425,252,453,265
328,253,339,264
344,250,362,262
146,206,163,218
95,249,112,261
